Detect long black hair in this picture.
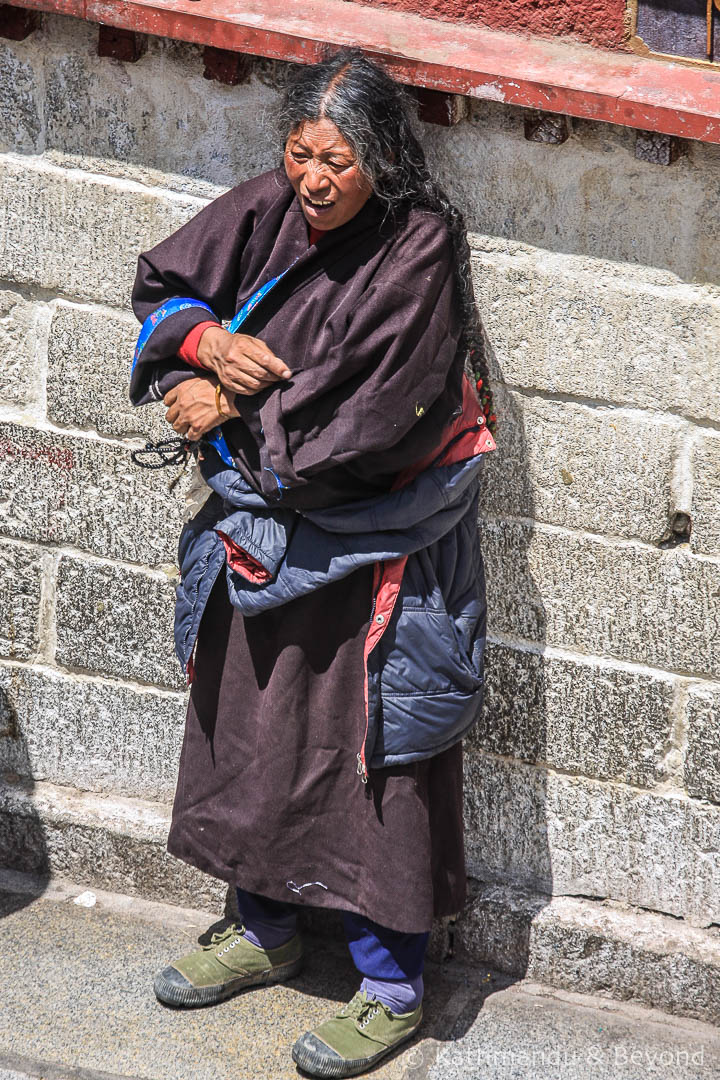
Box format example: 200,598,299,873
276,49,494,425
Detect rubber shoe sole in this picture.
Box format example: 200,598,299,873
291,1019,421,1078
153,952,303,1008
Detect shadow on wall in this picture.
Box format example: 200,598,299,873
9,16,720,286
455,336,551,986
0,682,50,918
423,102,720,287
1,19,283,196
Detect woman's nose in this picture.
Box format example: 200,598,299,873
304,159,332,187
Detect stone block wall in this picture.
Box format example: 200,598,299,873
1,13,719,1018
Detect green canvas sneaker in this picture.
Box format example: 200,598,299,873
153,922,303,1007
291,990,423,1078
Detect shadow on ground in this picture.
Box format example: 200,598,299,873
0,887,510,1080
0,681,50,919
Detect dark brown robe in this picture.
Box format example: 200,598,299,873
131,168,465,509
131,169,469,932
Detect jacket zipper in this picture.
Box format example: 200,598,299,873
358,560,385,784
427,421,485,471
355,417,485,783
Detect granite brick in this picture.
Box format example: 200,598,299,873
41,16,278,194
684,682,720,805
473,642,675,787
0,422,189,565
0,777,224,909
471,244,720,424
0,42,41,154
54,556,182,691
0,291,45,411
458,883,720,1024
480,389,674,542
46,301,172,440
481,520,720,678
464,752,720,925
424,101,720,281
0,540,42,663
691,433,720,557
0,662,186,800
0,156,202,307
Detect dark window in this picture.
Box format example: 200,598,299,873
635,0,720,63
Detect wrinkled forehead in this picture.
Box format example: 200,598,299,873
285,118,356,159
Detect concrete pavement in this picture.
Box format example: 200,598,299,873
1,874,719,1080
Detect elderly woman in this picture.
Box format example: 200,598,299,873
129,50,494,1078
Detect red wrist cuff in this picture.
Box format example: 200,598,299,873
179,321,220,368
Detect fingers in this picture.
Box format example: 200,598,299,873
230,374,278,396
225,353,278,382
198,331,292,395
220,335,292,385
165,398,190,433
198,329,291,381
165,407,188,437
167,412,212,439
164,377,216,438
239,339,292,380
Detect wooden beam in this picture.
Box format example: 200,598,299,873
202,45,252,85
0,3,40,39
524,111,570,144
97,24,146,61
415,88,468,127
6,0,720,144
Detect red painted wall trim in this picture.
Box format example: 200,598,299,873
7,0,720,144
352,0,627,50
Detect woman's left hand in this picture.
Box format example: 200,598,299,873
164,377,239,441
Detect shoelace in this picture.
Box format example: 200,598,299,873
205,923,246,951
338,992,388,1027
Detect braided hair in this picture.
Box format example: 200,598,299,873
275,49,495,429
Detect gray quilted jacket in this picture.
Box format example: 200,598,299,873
175,395,493,778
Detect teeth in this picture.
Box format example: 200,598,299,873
307,198,333,207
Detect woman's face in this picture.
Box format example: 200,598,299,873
284,118,373,231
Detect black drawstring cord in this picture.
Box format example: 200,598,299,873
130,436,192,470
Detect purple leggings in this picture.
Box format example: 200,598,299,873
236,888,428,979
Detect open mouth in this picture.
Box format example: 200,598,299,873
303,195,335,215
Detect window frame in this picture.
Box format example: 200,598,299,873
629,0,719,68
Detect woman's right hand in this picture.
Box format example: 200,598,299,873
197,326,292,396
